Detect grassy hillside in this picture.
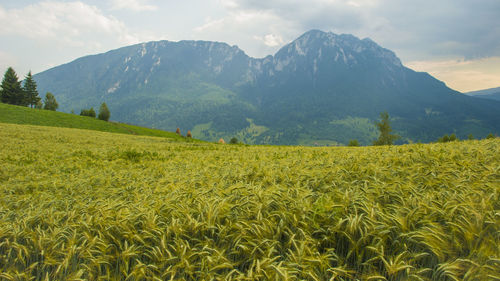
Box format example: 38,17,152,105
0,123,499,280
0,102,192,141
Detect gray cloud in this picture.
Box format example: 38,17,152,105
214,0,500,61
2,0,498,91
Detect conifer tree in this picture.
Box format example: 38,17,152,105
0,67,25,105
23,71,40,108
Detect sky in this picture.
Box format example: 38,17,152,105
0,0,499,92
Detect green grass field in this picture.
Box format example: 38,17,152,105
0,103,192,141
0,122,499,280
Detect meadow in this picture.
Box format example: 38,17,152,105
0,103,189,141
0,122,499,280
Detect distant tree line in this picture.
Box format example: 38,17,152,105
347,111,497,147
0,67,59,111
80,103,110,121
437,132,496,143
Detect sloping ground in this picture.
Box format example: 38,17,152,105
0,123,499,280
0,103,193,141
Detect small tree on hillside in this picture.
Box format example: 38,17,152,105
88,107,96,117
186,130,192,138
43,92,58,111
98,102,110,121
373,111,400,146
176,128,181,135
23,71,40,108
1,67,25,105
230,137,239,144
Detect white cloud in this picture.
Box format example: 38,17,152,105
212,0,500,62
0,1,139,46
0,50,17,70
194,0,368,57
0,1,158,75
109,0,158,11
254,34,284,47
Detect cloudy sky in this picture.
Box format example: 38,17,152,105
1,0,499,92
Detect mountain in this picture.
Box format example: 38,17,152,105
34,30,500,145
465,87,500,102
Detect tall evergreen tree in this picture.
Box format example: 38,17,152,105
98,102,110,121
373,111,400,145
23,71,40,108
43,92,58,111
0,67,25,105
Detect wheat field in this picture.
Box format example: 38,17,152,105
0,123,499,280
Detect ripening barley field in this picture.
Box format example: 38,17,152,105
0,123,499,281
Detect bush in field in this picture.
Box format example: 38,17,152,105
449,133,458,141
348,139,359,146
80,107,96,118
438,134,449,143
230,137,238,144
186,130,192,138
438,133,459,143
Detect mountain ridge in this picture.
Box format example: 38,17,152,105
33,30,500,145
465,86,500,102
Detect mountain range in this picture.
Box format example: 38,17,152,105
33,30,500,145
465,87,500,102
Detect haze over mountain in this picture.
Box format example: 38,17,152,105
34,30,500,145
465,87,500,102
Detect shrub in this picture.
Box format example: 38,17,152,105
438,135,449,143
186,131,192,138
439,134,459,143
229,137,238,144
348,139,359,146
80,108,96,118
